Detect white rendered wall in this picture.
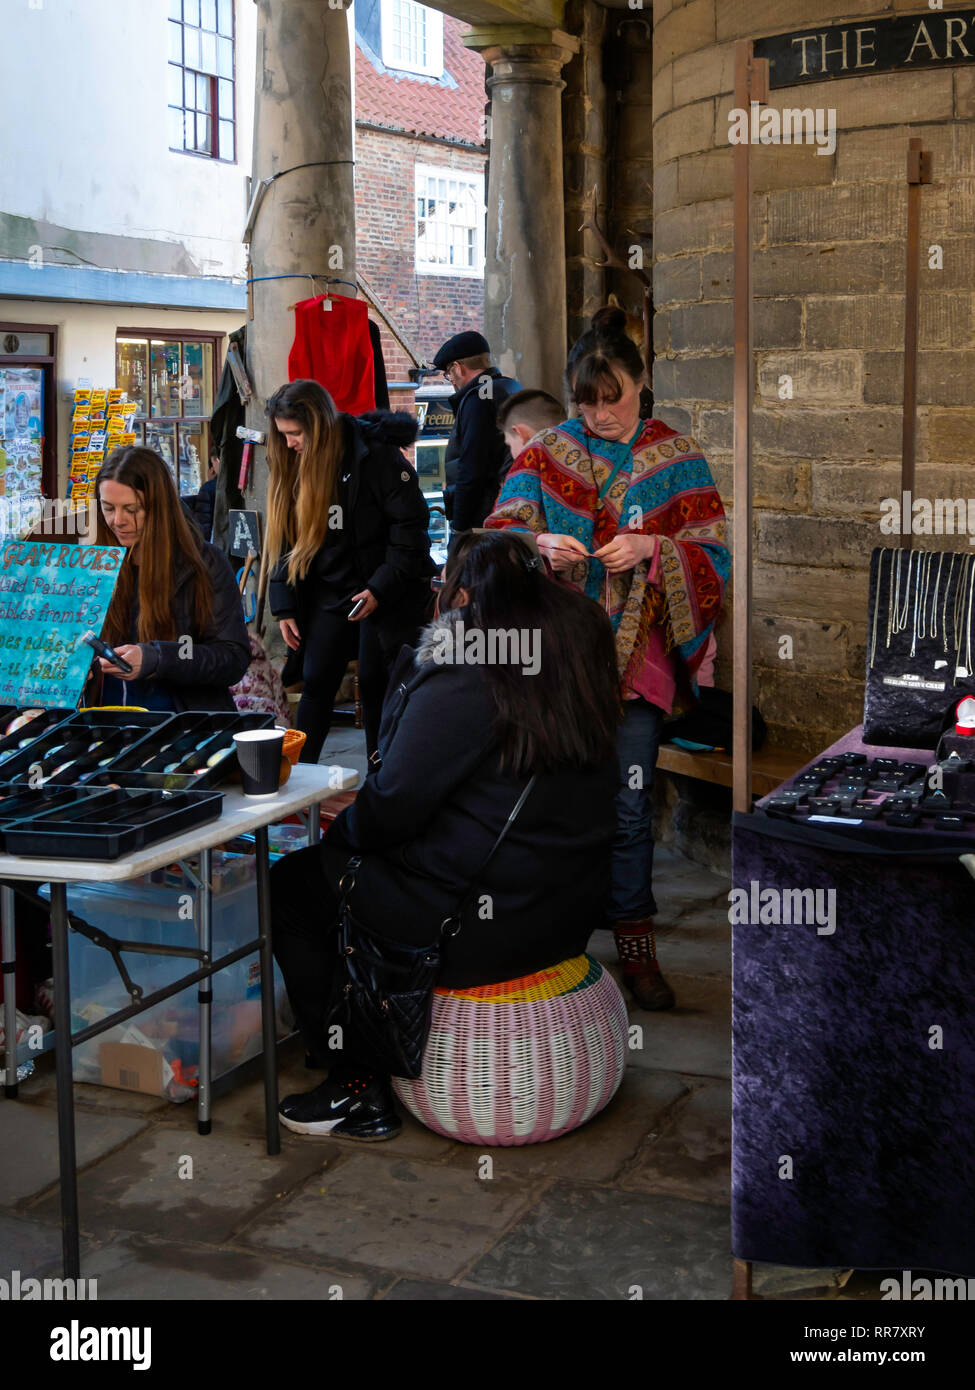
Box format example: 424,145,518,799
0,0,257,279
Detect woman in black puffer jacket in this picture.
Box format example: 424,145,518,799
271,530,621,1142
92,446,249,712
262,379,434,762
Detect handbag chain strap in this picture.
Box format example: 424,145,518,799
338,774,537,942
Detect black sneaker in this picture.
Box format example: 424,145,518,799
278,1074,402,1141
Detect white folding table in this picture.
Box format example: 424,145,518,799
0,763,357,1277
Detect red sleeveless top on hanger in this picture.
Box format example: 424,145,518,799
288,294,376,414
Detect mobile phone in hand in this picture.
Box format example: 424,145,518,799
82,630,133,674
348,598,367,619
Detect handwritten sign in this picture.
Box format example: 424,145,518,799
0,540,124,707
229,509,262,559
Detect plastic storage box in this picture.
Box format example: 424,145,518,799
49,855,293,1100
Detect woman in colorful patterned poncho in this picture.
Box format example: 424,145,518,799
485,306,730,1010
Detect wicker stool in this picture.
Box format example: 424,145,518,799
392,954,628,1145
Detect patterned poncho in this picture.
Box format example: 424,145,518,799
484,416,730,700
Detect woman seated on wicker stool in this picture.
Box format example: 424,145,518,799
271,530,620,1141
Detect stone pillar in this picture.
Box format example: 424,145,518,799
464,27,579,400
232,0,356,554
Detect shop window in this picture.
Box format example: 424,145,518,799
167,0,236,162
115,332,220,496
0,323,57,515
380,0,443,78
415,163,484,277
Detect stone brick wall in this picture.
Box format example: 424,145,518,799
652,0,975,749
354,126,486,383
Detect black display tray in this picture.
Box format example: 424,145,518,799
0,785,94,850
95,709,275,790
0,706,76,772
0,783,225,860
0,710,171,786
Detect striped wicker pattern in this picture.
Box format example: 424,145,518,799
392,954,628,1146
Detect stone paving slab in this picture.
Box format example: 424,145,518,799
241,1153,543,1282
380,1277,520,1300
621,1078,731,1204
0,1211,69,1274
466,1185,733,1300
0,1103,148,1206
654,849,730,904
28,1124,340,1243
440,1070,689,1183
752,1263,851,1296
73,1231,378,1300
622,974,731,1081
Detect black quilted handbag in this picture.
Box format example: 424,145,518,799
864,546,975,748
327,776,536,1079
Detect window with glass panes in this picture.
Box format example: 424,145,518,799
415,164,484,277
115,333,220,497
381,1,443,78
168,0,235,161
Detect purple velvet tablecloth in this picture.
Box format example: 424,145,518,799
733,726,975,1274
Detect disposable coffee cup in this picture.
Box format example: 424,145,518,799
233,728,286,797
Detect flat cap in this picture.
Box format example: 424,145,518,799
433,331,491,369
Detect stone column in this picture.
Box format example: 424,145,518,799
464,27,579,401
229,0,355,555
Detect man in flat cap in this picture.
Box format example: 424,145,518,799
433,331,521,533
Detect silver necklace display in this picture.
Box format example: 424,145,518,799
865,545,975,748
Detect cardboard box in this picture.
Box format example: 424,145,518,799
98,1041,167,1097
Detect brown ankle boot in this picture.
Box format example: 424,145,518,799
612,918,676,1011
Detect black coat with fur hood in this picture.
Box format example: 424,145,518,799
268,411,434,653
324,607,617,987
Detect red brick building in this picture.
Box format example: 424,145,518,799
353,1,487,388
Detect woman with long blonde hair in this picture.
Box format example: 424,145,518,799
261,380,433,762
93,446,249,710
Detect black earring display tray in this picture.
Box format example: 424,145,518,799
0,710,172,788
758,750,975,836
0,783,225,860
0,784,96,851
90,709,275,791
0,706,79,772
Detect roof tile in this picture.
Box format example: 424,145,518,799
356,15,486,146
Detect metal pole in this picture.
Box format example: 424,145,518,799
197,848,213,1136
731,40,766,818
2,885,19,1096
900,138,932,552
255,825,280,1156
50,882,80,1278
731,40,768,1305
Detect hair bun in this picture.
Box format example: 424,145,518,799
591,305,628,338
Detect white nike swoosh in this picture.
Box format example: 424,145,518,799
342,473,351,482
330,1099,347,1109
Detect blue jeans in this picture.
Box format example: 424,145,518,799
610,697,664,922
